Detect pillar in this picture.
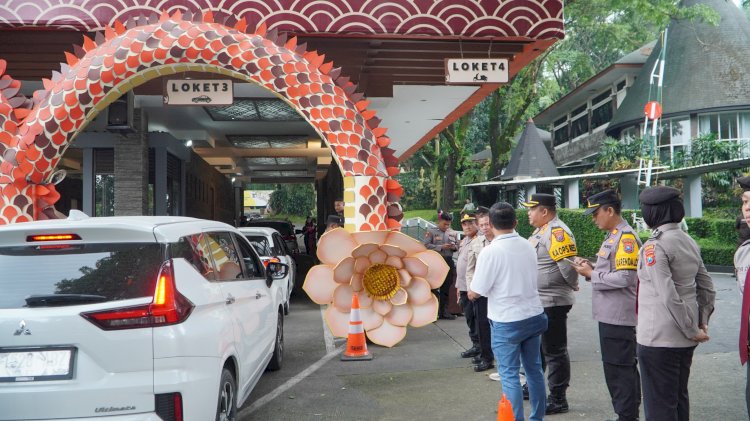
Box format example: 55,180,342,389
684,174,702,218
114,109,148,216
620,174,639,210
343,175,389,232
564,179,579,209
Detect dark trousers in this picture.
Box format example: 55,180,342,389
542,305,572,398
600,323,641,421
459,291,478,345
637,344,696,421
434,256,455,316
473,296,493,363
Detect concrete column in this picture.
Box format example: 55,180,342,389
114,109,148,216
620,174,639,210
684,174,703,218
82,148,94,216
527,184,537,197
565,179,579,209
154,147,167,215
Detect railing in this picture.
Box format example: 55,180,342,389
401,217,437,241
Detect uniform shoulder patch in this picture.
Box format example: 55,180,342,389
643,244,656,266
615,233,639,270
548,227,577,261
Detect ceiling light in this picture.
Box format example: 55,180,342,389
185,139,193,147
231,177,236,183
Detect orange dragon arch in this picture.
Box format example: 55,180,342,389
0,10,404,231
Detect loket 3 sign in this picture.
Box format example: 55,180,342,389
445,59,509,84
163,79,233,105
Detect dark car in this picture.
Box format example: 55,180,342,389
243,219,300,254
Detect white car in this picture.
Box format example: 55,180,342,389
0,215,287,421
239,227,296,315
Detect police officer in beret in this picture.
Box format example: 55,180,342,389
571,190,641,421
637,186,715,421
424,211,460,320
522,193,579,415
734,176,750,417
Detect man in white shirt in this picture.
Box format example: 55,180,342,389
469,202,548,421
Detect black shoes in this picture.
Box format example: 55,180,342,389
460,346,480,358
522,383,529,400
545,395,569,415
471,355,482,364
473,360,495,372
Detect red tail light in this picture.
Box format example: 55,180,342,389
81,260,194,330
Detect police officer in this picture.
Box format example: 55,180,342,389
571,190,641,421
522,193,579,415
424,211,460,320
637,186,715,421
466,206,496,373
734,176,750,417
455,213,482,363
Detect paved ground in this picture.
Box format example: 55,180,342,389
240,273,747,420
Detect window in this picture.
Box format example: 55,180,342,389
656,116,690,162
591,101,613,129
94,149,114,217
592,90,611,104
233,234,263,278
616,80,627,92
699,112,750,141
570,113,589,139
0,243,164,309
553,125,569,146
204,232,242,281
272,233,286,255
244,235,272,256
173,234,215,280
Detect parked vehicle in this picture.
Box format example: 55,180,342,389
0,215,287,421
242,219,300,255
239,227,296,315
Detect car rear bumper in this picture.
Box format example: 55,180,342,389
154,356,222,421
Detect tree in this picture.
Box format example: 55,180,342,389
267,183,315,216
439,113,472,211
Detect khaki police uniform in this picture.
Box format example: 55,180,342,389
424,226,460,318
465,234,494,365
528,216,578,400
589,219,641,421
637,222,715,421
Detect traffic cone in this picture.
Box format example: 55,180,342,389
341,293,373,361
497,393,513,421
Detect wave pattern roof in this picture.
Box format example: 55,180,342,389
607,0,750,133
0,0,563,39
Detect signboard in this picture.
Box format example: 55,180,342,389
163,79,233,105
644,101,662,120
244,190,273,208
445,59,509,84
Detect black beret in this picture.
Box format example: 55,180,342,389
521,193,556,208
584,189,621,215
476,206,490,215
639,186,681,205
738,176,750,192
326,214,344,225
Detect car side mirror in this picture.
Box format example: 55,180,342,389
266,262,289,285
295,229,303,234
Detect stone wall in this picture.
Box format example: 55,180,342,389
114,109,149,215
184,150,235,224
553,130,608,166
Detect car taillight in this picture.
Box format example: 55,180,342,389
81,260,194,330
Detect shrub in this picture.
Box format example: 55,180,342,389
685,218,711,238
695,238,735,266
711,219,737,244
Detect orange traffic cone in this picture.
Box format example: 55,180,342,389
497,393,513,421
341,293,373,361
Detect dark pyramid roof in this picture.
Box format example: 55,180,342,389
501,119,559,180
607,0,750,135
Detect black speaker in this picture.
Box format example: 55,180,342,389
107,92,133,130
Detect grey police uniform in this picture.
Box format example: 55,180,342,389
589,219,641,421
636,222,715,421
424,226,460,317
466,234,494,364
528,215,578,400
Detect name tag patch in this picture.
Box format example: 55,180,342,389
549,227,577,261
644,244,656,266
615,234,639,270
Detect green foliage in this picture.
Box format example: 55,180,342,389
267,184,315,217
595,137,645,171
695,238,735,267
703,207,739,220
402,209,440,223
685,218,711,238
672,134,743,207
395,170,434,210
712,218,738,244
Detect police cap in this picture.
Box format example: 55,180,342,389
639,186,681,205
737,176,750,192
460,213,476,223
583,189,621,215
521,193,556,208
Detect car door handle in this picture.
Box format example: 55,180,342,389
225,294,235,305
255,292,263,300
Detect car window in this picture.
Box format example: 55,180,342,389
272,233,286,255
204,232,243,281
233,234,263,278
244,235,271,256
0,243,164,309
172,234,216,281
246,221,293,237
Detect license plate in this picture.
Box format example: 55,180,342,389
0,347,75,382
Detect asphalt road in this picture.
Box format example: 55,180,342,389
240,273,747,420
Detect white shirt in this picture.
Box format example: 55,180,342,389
469,231,543,323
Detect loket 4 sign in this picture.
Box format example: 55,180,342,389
445,59,509,84
163,79,234,105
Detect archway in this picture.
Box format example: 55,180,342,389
0,10,403,231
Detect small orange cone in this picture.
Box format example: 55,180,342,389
341,293,373,361
497,393,513,421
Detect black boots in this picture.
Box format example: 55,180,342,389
545,395,569,414
460,346,480,358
